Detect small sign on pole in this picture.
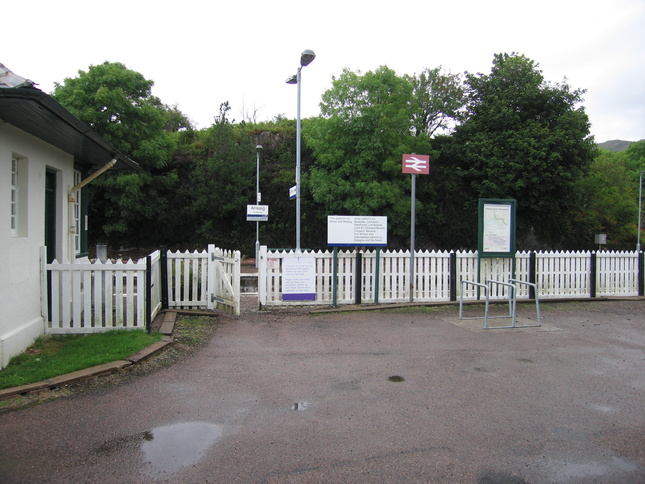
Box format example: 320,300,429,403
402,154,430,303
402,154,430,175
289,185,297,200
247,204,269,222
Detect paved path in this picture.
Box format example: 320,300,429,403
1,299,644,483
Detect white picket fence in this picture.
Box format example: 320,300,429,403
257,248,642,307
42,245,241,334
166,249,209,309
42,246,641,330
42,248,162,334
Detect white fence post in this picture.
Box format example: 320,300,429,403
258,245,268,308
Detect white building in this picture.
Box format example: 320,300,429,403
0,64,138,368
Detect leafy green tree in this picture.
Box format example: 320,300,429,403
305,66,433,246
182,103,257,252
621,140,645,174
406,66,466,137
52,62,181,246
53,62,175,167
573,149,638,249
452,53,596,248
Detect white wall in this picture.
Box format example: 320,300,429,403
0,122,75,368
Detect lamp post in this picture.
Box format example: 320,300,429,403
255,144,262,267
638,170,645,252
286,49,316,251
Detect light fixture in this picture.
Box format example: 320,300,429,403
300,49,316,67
285,49,316,251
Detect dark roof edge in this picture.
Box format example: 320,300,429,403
0,88,140,171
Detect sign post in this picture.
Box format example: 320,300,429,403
327,215,388,306
402,154,430,303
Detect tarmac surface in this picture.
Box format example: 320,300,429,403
0,297,644,483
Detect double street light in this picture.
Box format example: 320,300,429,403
286,49,316,251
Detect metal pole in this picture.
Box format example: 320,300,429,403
296,67,302,251
638,171,644,252
332,247,338,306
410,173,416,303
255,145,262,268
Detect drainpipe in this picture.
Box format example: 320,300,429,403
69,158,117,198
67,158,117,259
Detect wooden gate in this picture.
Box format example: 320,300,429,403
206,245,241,315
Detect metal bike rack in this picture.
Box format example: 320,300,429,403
484,280,516,329
460,279,541,330
508,278,541,328
459,280,490,326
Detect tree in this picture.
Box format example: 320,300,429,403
406,66,466,137
52,62,182,246
451,53,596,247
621,139,645,174
182,103,257,251
305,66,433,245
573,149,638,249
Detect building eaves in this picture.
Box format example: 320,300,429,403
0,64,139,171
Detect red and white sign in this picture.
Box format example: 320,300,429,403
402,154,430,175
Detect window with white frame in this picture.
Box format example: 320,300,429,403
73,170,82,254
10,157,19,235
10,155,29,237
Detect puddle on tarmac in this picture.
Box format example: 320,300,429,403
95,422,222,477
141,422,222,477
388,375,405,382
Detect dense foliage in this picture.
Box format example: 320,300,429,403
52,56,644,255
306,66,433,245
440,53,598,247
52,62,182,245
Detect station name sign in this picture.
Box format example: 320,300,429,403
327,215,388,247
247,205,269,222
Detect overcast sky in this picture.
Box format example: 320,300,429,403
4,0,644,142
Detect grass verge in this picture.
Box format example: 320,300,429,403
0,330,162,390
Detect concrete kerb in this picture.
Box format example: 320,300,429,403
0,309,219,401
307,295,645,315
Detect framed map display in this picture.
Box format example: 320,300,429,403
478,199,516,258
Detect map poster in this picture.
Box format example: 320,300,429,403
483,204,512,252
282,256,316,301
478,199,516,257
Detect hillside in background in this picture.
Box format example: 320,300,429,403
598,139,643,152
